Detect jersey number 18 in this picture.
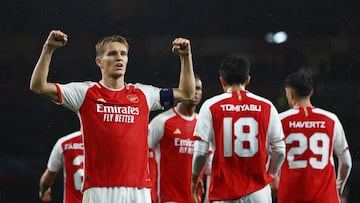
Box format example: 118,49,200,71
223,117,259,157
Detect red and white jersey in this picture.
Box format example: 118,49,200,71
194,90,284,201
278,106,349,203
148,148,158,203
148,107,198,203
56,81,163,190
47,131,83,203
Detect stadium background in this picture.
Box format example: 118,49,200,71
0,0,359,202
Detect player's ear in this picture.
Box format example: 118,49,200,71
95,57,103,68
219,76,227,88
245,75,251,86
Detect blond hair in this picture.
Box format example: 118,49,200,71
95,35,129,57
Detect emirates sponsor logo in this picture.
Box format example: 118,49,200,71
127,94,139,103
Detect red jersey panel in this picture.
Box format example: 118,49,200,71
148,148,158,203
194,90,284,201
57,82,162,190
149,107,200,203
278,107,348,203
47,131,83,203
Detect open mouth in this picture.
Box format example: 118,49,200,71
115,63,123,69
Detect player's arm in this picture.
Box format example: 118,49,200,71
192,139,209,203
171,37,195,102
336,150,352,194
267,107,286,177
148,115,166,148
333,118,352,195
39,169,58,202
203,151,213,203
30,30,68,102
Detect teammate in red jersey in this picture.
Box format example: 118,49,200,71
191,55,285,203
148,75,204,203
39,131,83,203
275,71,352,203
30,30,195,203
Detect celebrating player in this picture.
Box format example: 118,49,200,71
191,55,285,203
276,71,352,203
30,30,195,203
39,131,83,203
148,74,206,203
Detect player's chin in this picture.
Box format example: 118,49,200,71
111,71,125,78
191,98,200,104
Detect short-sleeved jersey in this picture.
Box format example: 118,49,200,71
194,90,284,201
148,107,199,203
56,81,163,190
278,106,349,203
148,148,158,203
47,131,83,203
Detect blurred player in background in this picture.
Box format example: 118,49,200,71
276,71,352,203
39,131,83,203
30,30,195,203
148,74,207,202
191,55,285,203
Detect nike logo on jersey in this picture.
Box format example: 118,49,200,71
289,121,326,128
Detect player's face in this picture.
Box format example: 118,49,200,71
190,79,203,105
97,42,128,79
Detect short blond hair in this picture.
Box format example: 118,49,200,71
95,35,129,57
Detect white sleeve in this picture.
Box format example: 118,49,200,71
192,140,210,176
47,139,64,172
194,100,213,142
148,113,166,148
332,116,352,194
135,83,163,111
267,105,286,177
57,81,94,112
333,116,350,155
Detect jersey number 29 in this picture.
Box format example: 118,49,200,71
286,133,329,169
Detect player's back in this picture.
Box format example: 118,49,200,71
203,90,277,200
49,131,84,203
278,106,340,203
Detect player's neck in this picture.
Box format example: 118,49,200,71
101,77,125,89
224,84,246,93
293,99,312,108
176,103,196,117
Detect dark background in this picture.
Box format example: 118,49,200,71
1,0,359,202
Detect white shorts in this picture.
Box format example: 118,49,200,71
82,187,151,203
212,184,271,203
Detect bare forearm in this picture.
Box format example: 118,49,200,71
176,54,195,101
30,45,58,101
39,170,56,195
268,140,285,177
30,30,67,101
337,150,352,194
30,45,54,92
